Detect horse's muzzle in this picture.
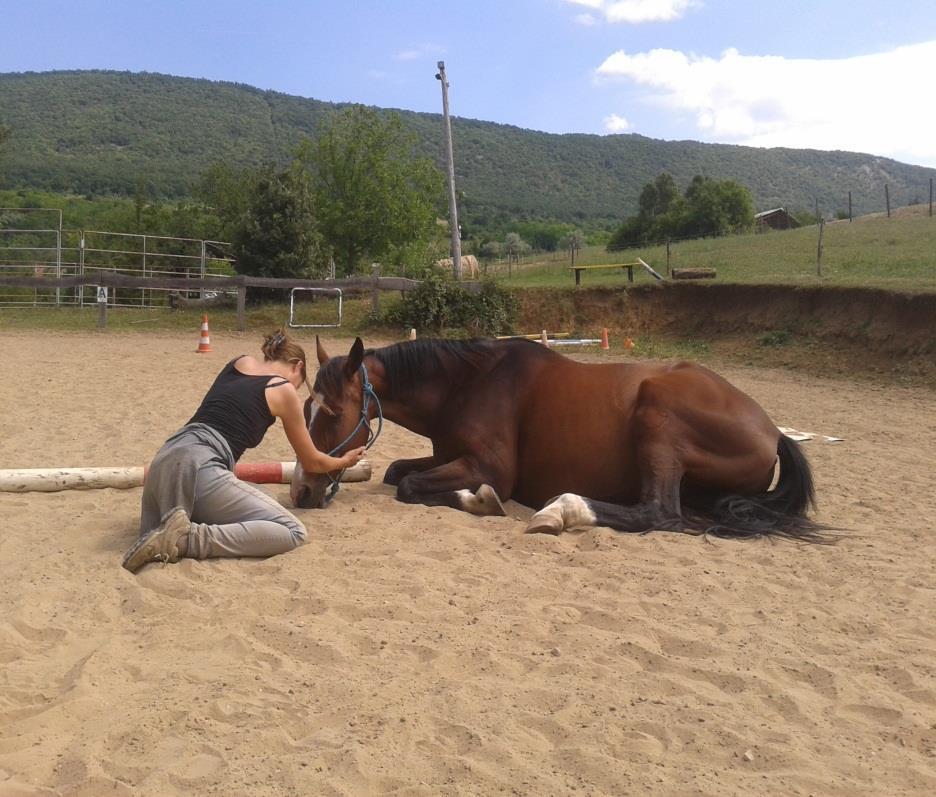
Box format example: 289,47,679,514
290,475,330,509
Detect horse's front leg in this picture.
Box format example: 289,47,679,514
384,455,437,486
396,457,509,517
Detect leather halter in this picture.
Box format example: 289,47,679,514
310,364,383,504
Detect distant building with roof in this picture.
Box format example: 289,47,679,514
755,208,800,231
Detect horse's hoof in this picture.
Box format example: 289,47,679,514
476,484,507,516
458,485,507,516
524,505,564,535
525,494,596,534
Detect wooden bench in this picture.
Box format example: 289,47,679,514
570,258,664,286
569,262,638,285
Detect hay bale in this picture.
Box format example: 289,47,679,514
434,254,479,279
671,267,716,280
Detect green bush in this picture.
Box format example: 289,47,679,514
385,271,517,336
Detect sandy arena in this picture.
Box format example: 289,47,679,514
1,329,934,796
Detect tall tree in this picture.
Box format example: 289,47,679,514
196,161,252,242
608,173,754,250
559,229,586,265
681,175,755,237
230,164,324,279
638,172,680,219
0,124,11,176
303,106,444,276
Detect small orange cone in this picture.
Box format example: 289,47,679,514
196,314,212,353
600,328,610,350
624,337,635,351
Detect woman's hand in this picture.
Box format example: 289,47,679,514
340,446,366,469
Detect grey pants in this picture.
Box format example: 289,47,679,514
140,424,307,559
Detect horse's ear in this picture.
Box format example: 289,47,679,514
343,337,365,378
315,335,330,366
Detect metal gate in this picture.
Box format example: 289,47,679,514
288,287,343,328
0,208,235,308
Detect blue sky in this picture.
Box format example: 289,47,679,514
4,0,936,167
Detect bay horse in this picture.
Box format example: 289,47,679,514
292,337,828,540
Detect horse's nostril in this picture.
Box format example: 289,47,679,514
291,485,310,509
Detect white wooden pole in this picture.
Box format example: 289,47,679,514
0,461,372,493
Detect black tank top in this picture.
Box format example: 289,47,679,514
188,357,289,462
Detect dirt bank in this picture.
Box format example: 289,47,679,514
514,284,936,386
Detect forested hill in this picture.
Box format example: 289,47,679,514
2,69,934,227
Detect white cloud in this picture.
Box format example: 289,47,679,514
604,113,632,132
575,13,598,26
395,44,445,61
595,40,936,166
563,0,697,24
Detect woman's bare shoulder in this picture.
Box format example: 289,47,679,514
232,355,276,376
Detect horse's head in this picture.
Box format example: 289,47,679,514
290,336,375,509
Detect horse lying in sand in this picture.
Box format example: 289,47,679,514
292,337,828,540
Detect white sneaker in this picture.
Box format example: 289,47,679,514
122,507,191,573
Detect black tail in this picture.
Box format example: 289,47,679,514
685,435,836,543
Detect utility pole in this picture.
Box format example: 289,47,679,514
435,61,462,280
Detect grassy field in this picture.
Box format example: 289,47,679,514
2,204,933,341
492,204,936,292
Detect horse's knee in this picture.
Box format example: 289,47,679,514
384,460,406,486
396,477,421,504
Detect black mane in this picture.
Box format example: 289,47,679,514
373,338,498,400
314,337,545,401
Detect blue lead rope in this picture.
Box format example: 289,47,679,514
323,364,383,504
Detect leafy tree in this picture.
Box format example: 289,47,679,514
504,232,529,260
0,123,10,181
559,229,586,265
302,106,444,276
515,221,569,251
230,164,324,279
638,172,680,219
196,161,252,242
608,173,754,250
479,240,501,261
680,175,754,237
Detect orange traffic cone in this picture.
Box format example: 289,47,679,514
196,314,212,353
600,328,610,350
624,337,635,351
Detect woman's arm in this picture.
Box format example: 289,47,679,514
268,384,365,473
